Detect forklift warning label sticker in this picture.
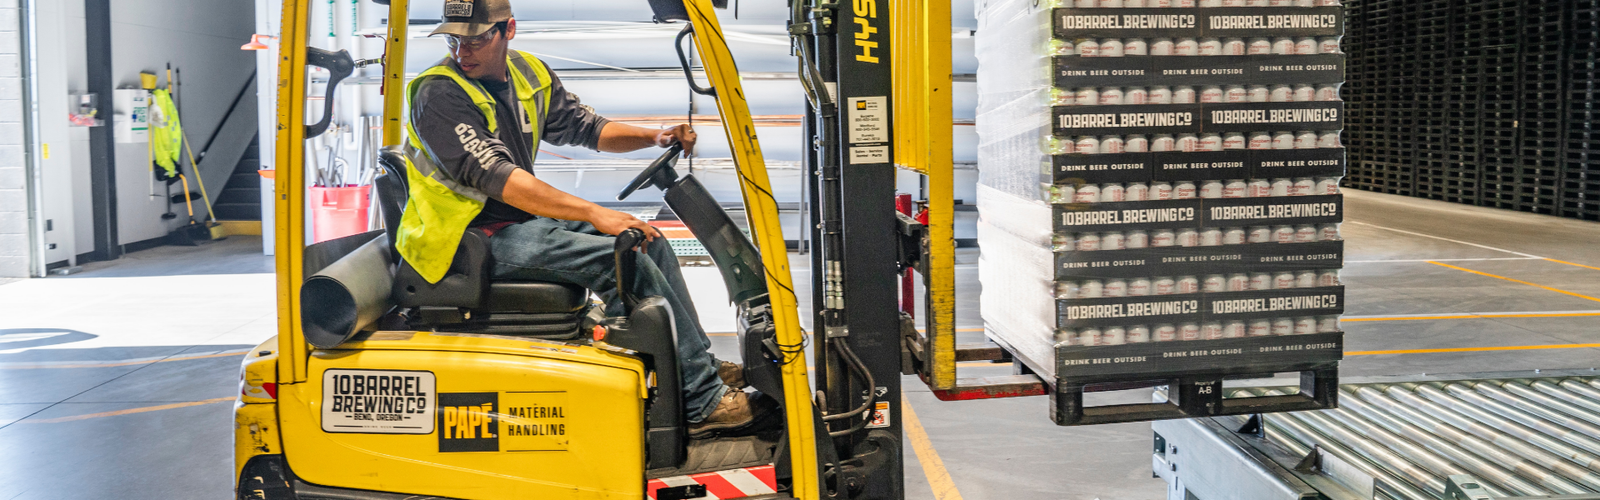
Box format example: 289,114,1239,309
867,401,890,429
321,369,436,434
848,96,888,143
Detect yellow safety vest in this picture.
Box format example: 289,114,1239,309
397,51,553,283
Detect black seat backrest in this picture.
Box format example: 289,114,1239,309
374,151,410,263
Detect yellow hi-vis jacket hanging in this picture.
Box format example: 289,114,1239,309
397,51,552,283
149,89,184,179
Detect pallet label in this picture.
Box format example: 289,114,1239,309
1053,152,1157,184
1201,194,1343,226
1053,104,1202,136
1055,199,1203,233
1197,8,1344,37
1202,102,1344,132
1153,150,1251,181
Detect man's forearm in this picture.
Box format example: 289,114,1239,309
499,169,603,222
596,122,661,153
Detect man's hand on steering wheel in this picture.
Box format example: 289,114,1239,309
655,124,698,155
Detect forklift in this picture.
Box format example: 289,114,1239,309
235,0,982,498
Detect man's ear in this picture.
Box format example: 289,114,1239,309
504,18,516,41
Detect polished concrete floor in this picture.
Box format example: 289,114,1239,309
4,190,1600,499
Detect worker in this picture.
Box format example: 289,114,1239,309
401,0,765,435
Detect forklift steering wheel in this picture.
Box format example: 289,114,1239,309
617,142,684,201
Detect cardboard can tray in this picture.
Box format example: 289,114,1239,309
1054,285,1345,329
1053,194,1343,233
1053,101,1344,136
1051,7,1345,39
1051,148,1345,184
1053,54,1345,87
1053,240,1344,279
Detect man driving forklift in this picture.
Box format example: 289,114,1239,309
401,0,765,435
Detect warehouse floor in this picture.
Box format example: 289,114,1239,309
3,189,1600,499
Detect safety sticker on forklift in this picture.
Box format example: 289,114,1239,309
850,145,890,164
866,401,890,429
321,369,436,434
847,96,888,143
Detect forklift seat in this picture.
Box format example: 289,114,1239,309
373,151,592,336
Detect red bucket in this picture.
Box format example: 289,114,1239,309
310,186,372,243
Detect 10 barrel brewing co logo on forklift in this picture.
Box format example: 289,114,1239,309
321,370,573,453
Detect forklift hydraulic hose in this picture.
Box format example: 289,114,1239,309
301,234,396,348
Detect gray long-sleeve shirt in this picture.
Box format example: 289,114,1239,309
410,63,610,227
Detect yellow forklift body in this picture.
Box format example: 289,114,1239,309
274,332,649,498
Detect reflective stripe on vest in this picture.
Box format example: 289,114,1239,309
397,50,553,283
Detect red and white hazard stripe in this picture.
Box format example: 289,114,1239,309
646,465,778,499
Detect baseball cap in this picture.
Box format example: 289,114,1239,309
430,0,513,38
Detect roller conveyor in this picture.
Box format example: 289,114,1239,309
1152,371,1600,500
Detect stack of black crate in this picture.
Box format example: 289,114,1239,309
1568,0,1600,219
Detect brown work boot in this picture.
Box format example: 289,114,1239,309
689,387,763,438
717,360,747,389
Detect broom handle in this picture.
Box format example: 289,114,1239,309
179,174,195,218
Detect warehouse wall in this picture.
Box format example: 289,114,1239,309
0,0,26,277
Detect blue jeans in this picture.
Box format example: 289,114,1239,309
488,217,727,422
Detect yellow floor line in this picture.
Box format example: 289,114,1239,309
1427,261,1600,303
1348,343,1600,356
23,397,235,424
903,397,964,500
1343,312,1600,322
0,350,250,370
1546,258,1600,272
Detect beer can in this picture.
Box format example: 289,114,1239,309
1247,85,1270,103
1294,224,1317,243
1223,321,1247,338
1274,271,1296,289
1075,0,1097,7
1199,228,1223,246
1318,269,1339,287
1246,0,1269,5
1100,135,1126,154
1174,0,1195,6
1148,86,1173,104
1125,0,1147,6
1318,131,1342,148
1248,319,1272,336
1227,273,1250,291
1154,276,1177,295
1127,325,1151,343
1295,37,1317,55
1273,225,1295,243
1126,134,1150,153
1270,178,1292,197
1102,326,1127,345
1176,228,1200,247
1046,135,1073,154
1050,87,1076,106
1051,233,1072,252
1250,272,1273,290
1054,281,1078,299
1197,0,1222,7
1076,87,1100,106
1050,39,1077,57
1074,183,1100,203
1100,39,1125,57
1293,84,1316,102
1176,134,1200,153
1077,135,1102,154
1201,322,1224,340
1048,185,1070,204
1223,227,1247,244
1155,324,1178,341
1076,232,1102,251
1104,278,1128,297
1271,37,1295,55
1125,182,1149,201
1179,323,1202,341
1269,84,1293,102
1125,86,1149,104
1292,0,1313,6
1077,39,1100,57
1173,86,1197,103
1268,0,1291,4
1316,177,1340,195
1080,279,1104,297
1296,269,1317,288
1248,226,1272,243
1151,134,1176,152
1319,37,1341,54
1247,37,1273,55
1271,317,1294,335
1273,130,1296,149
1127,229,1150,248
1316,84,1341,101
1101,231,1127,250
1099,87,1125,105
1295,131,1318,149
1174,180,1198,199
1291,177,1314,196
1150,38,1175,56
1175,38,1199,56
1099,0,1124,7
1222,38,1246,55
1223,132,1247,150
1316,0,1341,5
1100,182,1126,202
1200,180,1224,198
1318,224,1340,242
1079,328,1102,346
1151,181,1174,200
1247,179,1272,197
1124,38,1148,56
1203,274,1227,292
1152,229,1176,247
1294,317,1317,335
1055,328,1078,345
1128,277,1152,296
1248,131,1273,150
1225,85,1248,103
1223,179,1248,198
1317,315,1339,333
1199,133,1224,151
1200,85,1224,103
1222,0,1245,6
